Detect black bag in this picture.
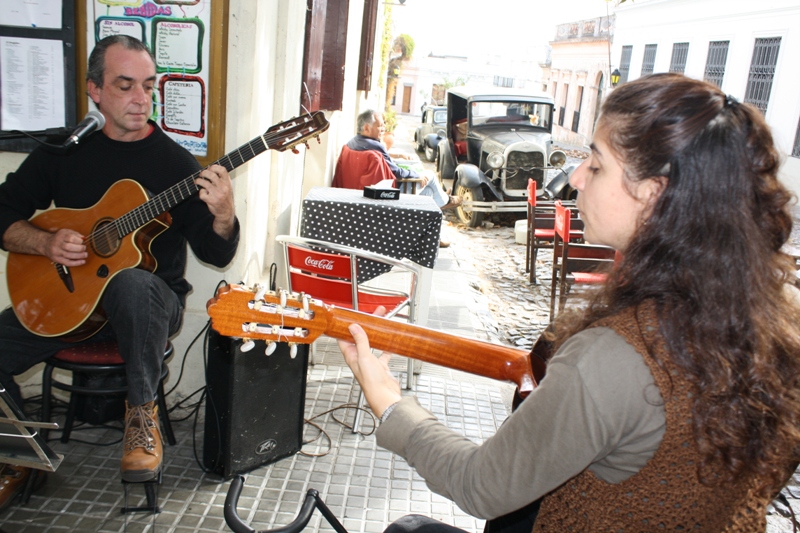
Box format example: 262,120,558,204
73,372,127,425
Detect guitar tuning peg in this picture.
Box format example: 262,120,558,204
254,284,267,301
316,137,322,144
289,344,298,359
265,342,277,356
241,339,255,353
304,142,310,150
291,148,299,154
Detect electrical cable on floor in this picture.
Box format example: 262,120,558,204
299,403,378,458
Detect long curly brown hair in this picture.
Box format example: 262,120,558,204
550,73,800,497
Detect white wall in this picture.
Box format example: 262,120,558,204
610,0,800,197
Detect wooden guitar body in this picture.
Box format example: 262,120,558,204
7,179,169,340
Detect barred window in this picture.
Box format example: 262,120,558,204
619,45,632,83
572,86,584,133
703,41,729,88
641,44,657,76
669,42,689,73
744,37,781,114
494,75,514,88
792,114,800,158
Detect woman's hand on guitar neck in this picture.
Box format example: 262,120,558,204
337,311,403,419
3,221,87,266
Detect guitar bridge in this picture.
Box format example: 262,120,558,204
54,263,75,293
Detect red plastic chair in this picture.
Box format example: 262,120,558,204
277,236,422,431
525,179,582,283
549,201,617,320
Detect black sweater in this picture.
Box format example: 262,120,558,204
0,122,239,301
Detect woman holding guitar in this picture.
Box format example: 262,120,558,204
338,74,800,532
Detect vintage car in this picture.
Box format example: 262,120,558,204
424,87,570,227
414,105,447,162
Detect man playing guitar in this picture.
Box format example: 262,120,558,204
0,35,239,506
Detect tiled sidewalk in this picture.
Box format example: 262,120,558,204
0,239,515,533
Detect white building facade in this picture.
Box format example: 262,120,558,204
540,15,614,148
610,0,800,195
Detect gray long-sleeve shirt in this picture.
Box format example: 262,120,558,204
377,326,666,520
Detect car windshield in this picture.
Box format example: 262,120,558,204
433,110,447,123
470,100,552,129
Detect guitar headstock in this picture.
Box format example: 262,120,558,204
265,111,330,153
206,283,332,355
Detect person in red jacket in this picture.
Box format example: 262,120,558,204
337,110,461,210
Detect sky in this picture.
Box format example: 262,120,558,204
392,0,614,59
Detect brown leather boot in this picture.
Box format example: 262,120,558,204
120,401,162,482
0,465,30,511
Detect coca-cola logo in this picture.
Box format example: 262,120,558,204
305,257,335,270
379,191,396,198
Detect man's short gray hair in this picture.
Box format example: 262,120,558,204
357,109,379,135
87,35,154,88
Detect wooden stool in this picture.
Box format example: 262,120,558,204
40,341,176,445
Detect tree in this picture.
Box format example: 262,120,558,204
385,34,416,110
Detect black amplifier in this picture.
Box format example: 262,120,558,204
203,329,309,478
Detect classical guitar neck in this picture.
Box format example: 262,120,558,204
205,284,543,396
322,307,540,395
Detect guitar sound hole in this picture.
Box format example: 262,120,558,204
90,218,121,258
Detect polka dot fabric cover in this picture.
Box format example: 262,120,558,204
300,187,442,282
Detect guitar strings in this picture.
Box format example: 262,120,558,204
82,118,322,249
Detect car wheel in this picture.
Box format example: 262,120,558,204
424,143,436,162
456,183,485,228
415,132,424,152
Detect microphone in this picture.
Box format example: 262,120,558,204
62,110,106,148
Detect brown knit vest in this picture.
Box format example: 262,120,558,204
532,303,771,532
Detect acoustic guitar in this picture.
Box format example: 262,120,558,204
206,283,548,398
7,112,329,341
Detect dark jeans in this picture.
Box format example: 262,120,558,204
384,499,541,533
384,515,467,533
0,269,183,409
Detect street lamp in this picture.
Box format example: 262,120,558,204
611,69,621,87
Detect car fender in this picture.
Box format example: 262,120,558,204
424,133,442,150
544,163,579,199
455,164,503,201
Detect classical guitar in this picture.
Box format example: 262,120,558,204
206,284,548,398
7,112,329,341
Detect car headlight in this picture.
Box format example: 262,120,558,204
487,151,505,169
549,150,567,168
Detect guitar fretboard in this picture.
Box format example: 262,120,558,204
113,135,270,238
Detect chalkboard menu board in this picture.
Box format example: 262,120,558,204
0,1,78,153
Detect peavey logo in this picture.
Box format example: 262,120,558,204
305,257,335,270
255,439,278,455
379,191,396,199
